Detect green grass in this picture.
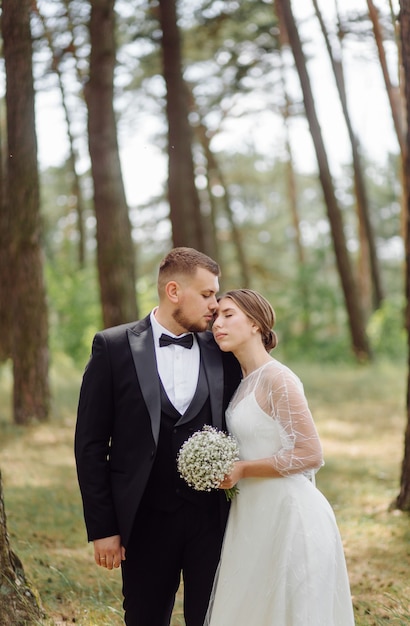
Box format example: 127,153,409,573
1,356,410,625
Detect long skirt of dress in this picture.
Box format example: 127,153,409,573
204,473,355,626
205,364,355,626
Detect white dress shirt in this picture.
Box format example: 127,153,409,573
150,309,200,414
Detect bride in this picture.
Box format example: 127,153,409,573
205,289,355,626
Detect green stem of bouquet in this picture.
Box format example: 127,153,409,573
224,485,240,501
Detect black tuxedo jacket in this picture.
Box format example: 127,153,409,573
74,314,241,548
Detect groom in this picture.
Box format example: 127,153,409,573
75,247,241,626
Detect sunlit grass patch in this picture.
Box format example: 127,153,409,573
0,358,409,625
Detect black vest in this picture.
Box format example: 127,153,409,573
140,360,220,512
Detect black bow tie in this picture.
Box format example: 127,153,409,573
159,333,194,349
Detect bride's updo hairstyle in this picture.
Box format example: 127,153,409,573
220,289,278,352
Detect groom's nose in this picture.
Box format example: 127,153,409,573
208,296,218,310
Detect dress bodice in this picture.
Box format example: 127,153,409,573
225,359,324,476
226,391,283,460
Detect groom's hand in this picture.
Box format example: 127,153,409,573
93,534,125,570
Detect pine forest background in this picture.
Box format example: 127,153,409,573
1,0,410,623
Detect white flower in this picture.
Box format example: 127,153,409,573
177,425,240,501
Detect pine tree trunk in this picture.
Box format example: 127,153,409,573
86,0,138,328
275,4,311,333
395,0,410,511
313,0,383,313
190,106,251,287
367,0,408,242
2,0,50,423
275,0,371,361
34,2,87,267
158,0,205,251
0,470,43,624
0,121,11,363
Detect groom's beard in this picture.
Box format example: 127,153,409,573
172,308,210,333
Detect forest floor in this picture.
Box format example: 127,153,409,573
0,356,409,625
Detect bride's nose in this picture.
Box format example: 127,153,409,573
212,315,222,329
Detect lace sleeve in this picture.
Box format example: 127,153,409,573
255,362,324,476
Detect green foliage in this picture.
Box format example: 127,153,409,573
368,297,407,361
46,261,102,368
40,145,405,367
207,149,404,363
34,0,405,368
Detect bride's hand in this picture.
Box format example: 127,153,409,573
219,461,244,489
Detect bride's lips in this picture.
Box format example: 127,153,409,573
213,333,227,341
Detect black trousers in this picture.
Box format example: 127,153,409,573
121,500,224,626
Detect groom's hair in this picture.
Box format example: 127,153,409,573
158,247,220,292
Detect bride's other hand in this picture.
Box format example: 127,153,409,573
219,461,244,489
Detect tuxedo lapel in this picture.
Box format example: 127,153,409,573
127,322,161,447
126,325,224,443
197,333,224,430
175,360,208,427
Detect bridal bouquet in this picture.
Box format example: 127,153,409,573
177,425,240,501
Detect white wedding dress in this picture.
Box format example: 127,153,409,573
205,359,355,626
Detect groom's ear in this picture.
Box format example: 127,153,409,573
165,280,180,303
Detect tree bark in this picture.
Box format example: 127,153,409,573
158,0,205,251
2,0,50,423
313,0,383,314
367,0,408,246
0,104,11,363
86,0,138,328
191,112,251,287
368,0,406,156
275,0,371,361
34,0,87,267
395,0,410,511
275,7,310,332
0,470,43,624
